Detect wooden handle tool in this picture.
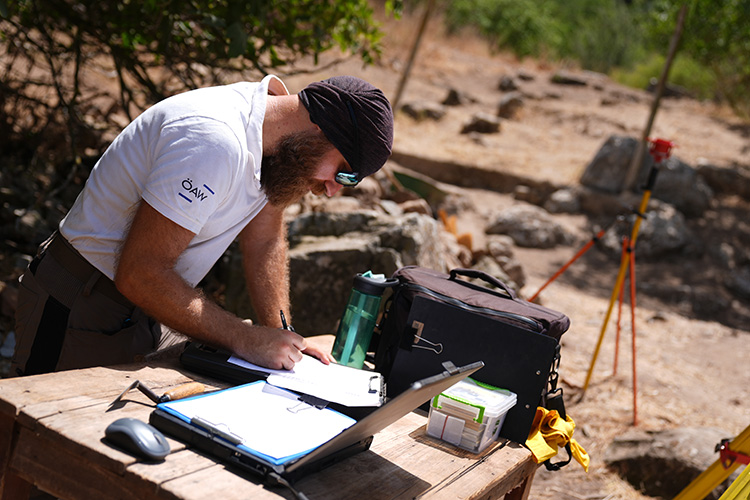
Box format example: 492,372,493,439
110,380,205,407
159,382,205,402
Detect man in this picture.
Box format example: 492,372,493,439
12,75,394,376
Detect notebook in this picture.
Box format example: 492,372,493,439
150,360,483,483
155,381,358,465
179,341,385,419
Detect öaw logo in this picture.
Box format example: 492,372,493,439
179,178,214,203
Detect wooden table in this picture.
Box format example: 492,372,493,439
0,361,536,500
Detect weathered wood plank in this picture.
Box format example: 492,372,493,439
126,449,219,491
11,426,160,500
293,413,533,500
0,362,224,421
0,412,15,479
434,444,537,500
0,409,32,500
503,468,537,500
160,464,288,500
17,396,188,477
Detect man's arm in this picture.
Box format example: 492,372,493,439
238,202,290,328
239,203,333,363
114,200,307,370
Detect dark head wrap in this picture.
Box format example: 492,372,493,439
298,76,393,180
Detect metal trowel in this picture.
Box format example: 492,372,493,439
110,380,205,407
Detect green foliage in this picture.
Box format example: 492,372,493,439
442,0,750,117
0,0,392,169
548,0,643,73
611,53,717,100
445,0,557,58
644,0,750,117
444,0,642,72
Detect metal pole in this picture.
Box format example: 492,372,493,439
392,0,435,111
623,5,687,191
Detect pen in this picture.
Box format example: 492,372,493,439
280,310,294,332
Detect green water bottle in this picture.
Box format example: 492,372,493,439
331,272,398,369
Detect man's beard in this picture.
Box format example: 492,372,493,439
260,130,334,207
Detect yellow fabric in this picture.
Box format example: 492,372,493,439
525,407,590,472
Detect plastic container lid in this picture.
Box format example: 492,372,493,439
437,378,517,421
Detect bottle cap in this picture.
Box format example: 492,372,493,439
352,272,398,296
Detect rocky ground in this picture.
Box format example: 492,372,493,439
1,7,749,500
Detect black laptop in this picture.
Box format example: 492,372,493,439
150,360,483,485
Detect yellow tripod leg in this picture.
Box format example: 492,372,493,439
673,424,750,500
582,254,628,394
581,191,652,396
718,464,750,500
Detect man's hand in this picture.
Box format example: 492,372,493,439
236,321,333,367
233,320,307,370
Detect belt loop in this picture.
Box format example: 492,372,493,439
82,271,100,297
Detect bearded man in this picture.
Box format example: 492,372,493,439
12,75,394,375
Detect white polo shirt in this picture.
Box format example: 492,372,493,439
60,75,289,287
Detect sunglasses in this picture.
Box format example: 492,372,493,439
335,171,360,187
333,100,361,188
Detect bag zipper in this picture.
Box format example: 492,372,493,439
405,283,543,332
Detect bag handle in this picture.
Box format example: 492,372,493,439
448,268,517,299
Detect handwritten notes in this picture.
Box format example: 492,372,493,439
228,354,384,407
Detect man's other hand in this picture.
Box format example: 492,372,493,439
302,344,334,365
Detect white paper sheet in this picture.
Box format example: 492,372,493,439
159,382,356,464
228,354,383,407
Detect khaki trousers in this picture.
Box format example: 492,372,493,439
11,232,184,376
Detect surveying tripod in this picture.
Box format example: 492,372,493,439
674,424,750,500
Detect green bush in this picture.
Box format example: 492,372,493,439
611,54,717,100
444,0,642,72
551,0,643,73
444,0,557,58
442,0,749,117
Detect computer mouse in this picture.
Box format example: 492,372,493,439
105,417,171,461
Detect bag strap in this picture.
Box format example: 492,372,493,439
448,268,517,298
544,443,573,471
541,346,573,471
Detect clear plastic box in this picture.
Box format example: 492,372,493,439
426,378,517,453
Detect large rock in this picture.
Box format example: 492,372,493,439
647,157,714,217
288,235,402,335
581,136,642,193
605,427,733,499
696,160,750,200
581,136,713,217
287,210,447,334
581,135,714,217
486,203,575,249
599,200,693,259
